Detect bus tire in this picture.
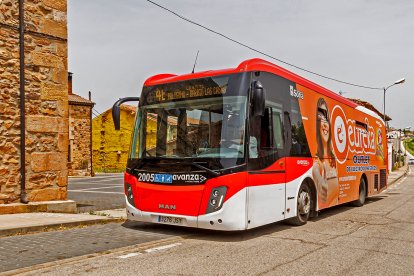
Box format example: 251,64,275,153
352,177,367,207
286,181,312,226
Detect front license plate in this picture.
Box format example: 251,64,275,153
158,215,183,225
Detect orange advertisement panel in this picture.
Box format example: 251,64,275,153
296,84,387,210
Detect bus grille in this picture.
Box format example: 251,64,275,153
374,174,379,190
380,169,387,189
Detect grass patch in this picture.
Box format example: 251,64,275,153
404,138,414,156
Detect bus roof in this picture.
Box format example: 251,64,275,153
143,58,358,108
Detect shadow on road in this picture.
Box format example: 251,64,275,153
121,195,386,242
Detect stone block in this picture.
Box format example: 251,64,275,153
56,43,67,57
0,142,17,155
27,115,68,133
56,100,68,117
0,200,76,214
52,68,67,84
57,170,67,187
0,204,40,214
57,132,68,152
26,180,54,190
42,0,67,12
32,52,64,68
41,19,67,39
0,193,10,200
30,152,67,172
27,187,67,201
40,82,67,101
0,167,9,176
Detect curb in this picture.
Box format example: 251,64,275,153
388,166,409,187
0,217,125,238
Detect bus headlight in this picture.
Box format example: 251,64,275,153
206,186,227,214
125,183,136,207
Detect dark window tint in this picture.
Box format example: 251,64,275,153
290,98,311,157
248,72,311,171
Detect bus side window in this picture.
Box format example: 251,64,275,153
260,108,272,149
260,107,284,151
249,105,284,169
272,108,284,150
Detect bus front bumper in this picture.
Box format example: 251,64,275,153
125,189,247,231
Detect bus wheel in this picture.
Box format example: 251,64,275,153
287,182,312,226
352,177,366,207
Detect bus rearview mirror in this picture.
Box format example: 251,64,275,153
112,97,140,130
253,81,265,117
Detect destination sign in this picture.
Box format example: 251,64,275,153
146,83,227,104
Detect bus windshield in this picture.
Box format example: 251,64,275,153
129,73,250,170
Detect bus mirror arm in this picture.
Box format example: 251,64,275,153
252,81,265,117
112,97,140,130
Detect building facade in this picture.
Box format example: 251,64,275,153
92,105,136,173
68,73,94,176
0,0,68,204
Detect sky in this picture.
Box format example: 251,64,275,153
67,0,414,128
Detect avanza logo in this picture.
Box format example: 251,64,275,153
173,174,207,183
331,105,376,164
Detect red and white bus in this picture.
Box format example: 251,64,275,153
113,58,388,230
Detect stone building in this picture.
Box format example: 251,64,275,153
92,105,137,173
68,73,94,176
0,0,69,206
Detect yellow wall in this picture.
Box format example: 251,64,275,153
92,108,180,172
92,107,136,172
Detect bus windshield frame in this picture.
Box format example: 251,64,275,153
128,72,251,173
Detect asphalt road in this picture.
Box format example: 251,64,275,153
68,173,125,212
2,167,413,275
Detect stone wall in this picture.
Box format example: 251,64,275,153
69,104,92,176
0,0,68,203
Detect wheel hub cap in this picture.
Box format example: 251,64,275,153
298,191,310,215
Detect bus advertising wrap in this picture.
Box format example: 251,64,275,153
295,84,387,209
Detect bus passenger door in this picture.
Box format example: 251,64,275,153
247,106,286,229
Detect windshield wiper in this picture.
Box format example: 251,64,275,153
130,160,147,172
182,161,221,177
154,160,221,177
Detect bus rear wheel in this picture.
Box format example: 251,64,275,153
352,178,366,207
287,182,312,226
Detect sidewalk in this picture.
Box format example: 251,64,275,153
388,164,409,186
0,209,126,237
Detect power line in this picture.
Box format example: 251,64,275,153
93,108,102,116
92,109,101,118
146,0,383,91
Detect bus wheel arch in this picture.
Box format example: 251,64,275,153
352,174,367,207
304,177,318,218
286,178,315,226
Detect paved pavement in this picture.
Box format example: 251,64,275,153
0,167,412,275
0,221,191,274
7,168,413,275
68,174,125,212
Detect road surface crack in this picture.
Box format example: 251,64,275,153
257,244,327,275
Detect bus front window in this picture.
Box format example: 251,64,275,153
129,73,249,171
140,96,246,159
